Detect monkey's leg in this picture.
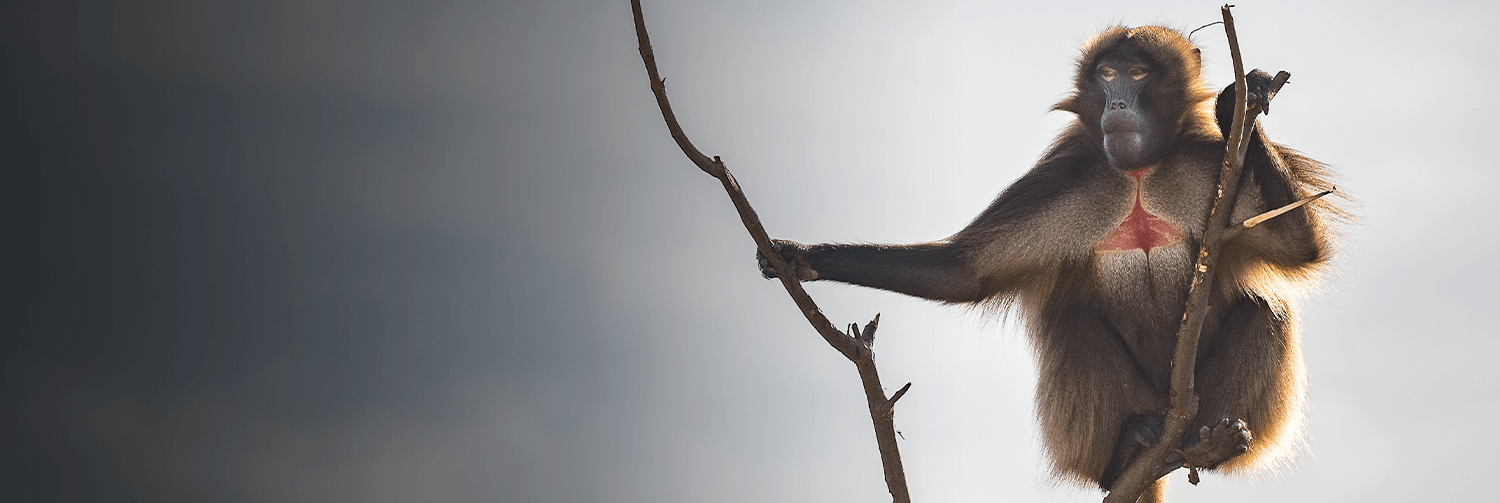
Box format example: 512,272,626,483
1191,294,1306,472
1033,310,1166,489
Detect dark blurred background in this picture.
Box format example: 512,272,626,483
5,1,1496,502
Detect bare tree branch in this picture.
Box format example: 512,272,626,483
631,1,912,501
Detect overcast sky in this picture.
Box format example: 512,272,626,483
6,1,1498,502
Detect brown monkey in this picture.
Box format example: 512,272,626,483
758,26,1342,500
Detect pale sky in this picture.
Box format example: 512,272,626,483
7,1,1498,501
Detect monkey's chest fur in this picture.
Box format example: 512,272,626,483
1086,166,1204,335
1097,168,1183,253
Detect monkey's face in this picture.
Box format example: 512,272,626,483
1094,45,1167,170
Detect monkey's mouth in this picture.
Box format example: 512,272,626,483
1101,111,1148,169
1103,131,1145,170
1103,131,1142,149
1101,112,1143,135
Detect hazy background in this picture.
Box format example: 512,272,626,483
5,0,1496,501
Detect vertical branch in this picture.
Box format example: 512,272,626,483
1102,5,1271,502
631,1,912,501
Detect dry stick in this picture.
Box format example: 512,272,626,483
1221,189,1335,243
1103,6,1278,502
630,1,912,501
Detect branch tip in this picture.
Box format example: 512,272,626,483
891,382,911,402
859,313,881,343
881,382,913,414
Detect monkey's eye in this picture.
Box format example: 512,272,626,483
1129,67,1149,80
1098,67,1118,82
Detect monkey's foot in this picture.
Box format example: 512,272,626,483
1180,417,1252,471
1100,413,1165,491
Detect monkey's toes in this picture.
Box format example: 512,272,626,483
1181,417,1252,470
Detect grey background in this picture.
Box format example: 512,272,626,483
5,0,1495,501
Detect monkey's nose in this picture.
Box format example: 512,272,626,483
1109,100,1128,110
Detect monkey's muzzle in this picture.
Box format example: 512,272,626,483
1102,110,1148,170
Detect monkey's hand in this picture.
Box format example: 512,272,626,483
1215,69,1276,137
1243,69,1275,115
1180,417,1252,471
756,239,818,281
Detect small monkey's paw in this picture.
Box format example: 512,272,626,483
756,239,817,281
1181,417,1252,470
1244,69,1275,115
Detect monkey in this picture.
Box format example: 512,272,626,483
757,26,1342,501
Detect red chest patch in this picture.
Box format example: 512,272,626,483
1098,168,1182,253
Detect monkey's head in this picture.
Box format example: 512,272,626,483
1057,26,1218,171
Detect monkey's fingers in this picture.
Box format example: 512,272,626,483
756,239,817,281
1244,69,1275,115
756,252,779,279
1180,417,1252,475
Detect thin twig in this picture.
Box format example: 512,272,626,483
631,1,912,501
1187,21,1222,40
1102,5,1275,501
1220,189,1335,243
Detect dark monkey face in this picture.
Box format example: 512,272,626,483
1095,45,1162,170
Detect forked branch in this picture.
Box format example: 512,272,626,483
631,1,912,501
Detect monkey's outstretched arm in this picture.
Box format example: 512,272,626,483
758,240,990,303
756,164,1088,305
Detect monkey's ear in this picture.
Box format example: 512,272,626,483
1192,48,1202,67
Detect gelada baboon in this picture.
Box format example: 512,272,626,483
758,26,1342,500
